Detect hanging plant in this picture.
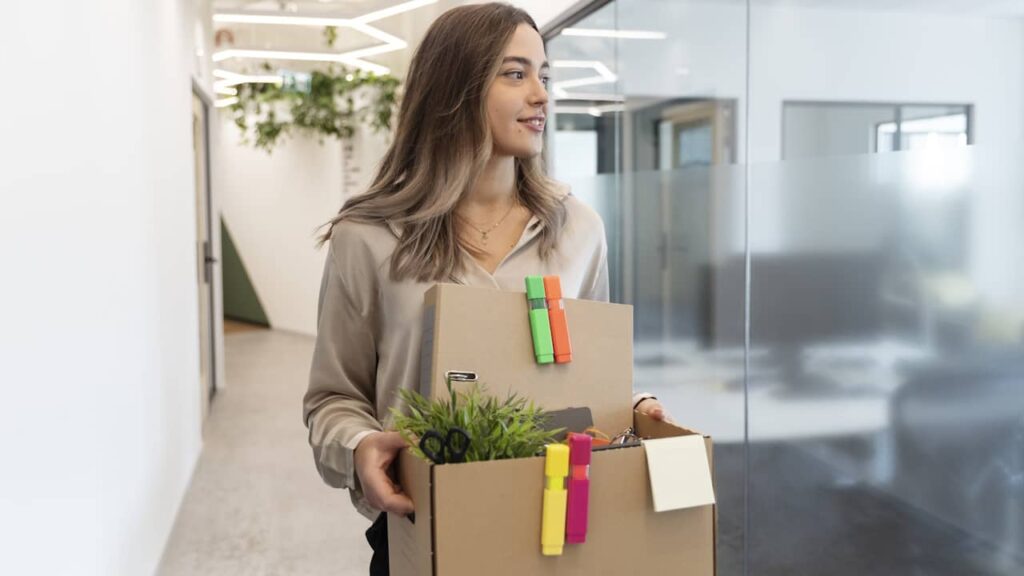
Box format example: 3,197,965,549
229,63,399,152
223,25,401,154
225,25,402,151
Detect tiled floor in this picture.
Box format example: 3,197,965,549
223,318,270,334
157,329,373,576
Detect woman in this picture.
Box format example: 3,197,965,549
302,3,668,574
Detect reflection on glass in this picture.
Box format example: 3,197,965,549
746,145,1024,574
550,0,1022,574
547,2,749,573
783,102,972,159
878,106,970,152
750,0,1023,570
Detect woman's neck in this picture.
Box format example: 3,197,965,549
463,155,516,209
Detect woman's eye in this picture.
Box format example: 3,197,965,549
505,70,525,80
541,76,550,87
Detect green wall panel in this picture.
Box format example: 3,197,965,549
221,218,270,326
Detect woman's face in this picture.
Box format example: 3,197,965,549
486,23,550,159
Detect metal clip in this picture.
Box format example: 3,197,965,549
612,427,640,445
444,370,478,384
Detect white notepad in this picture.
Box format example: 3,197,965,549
642,435,716,512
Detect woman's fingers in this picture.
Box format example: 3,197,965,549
637,398,670,422
356,432,416,516
364,470,415,515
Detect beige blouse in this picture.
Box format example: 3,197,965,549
303,190,612,519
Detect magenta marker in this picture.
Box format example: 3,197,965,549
565,432,592,544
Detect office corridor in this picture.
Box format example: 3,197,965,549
158,330,372,575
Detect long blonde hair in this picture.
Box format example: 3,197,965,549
317,2,566,282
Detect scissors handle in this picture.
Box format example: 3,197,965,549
418,427,471,465
419,430,447,464
445,427,471,463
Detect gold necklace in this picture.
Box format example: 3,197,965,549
457,201,516,246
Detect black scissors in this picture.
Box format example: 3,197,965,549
419,427,471,464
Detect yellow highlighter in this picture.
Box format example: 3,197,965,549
541,444,570,556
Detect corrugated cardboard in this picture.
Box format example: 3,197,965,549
390,284,715,575
418,284,634,435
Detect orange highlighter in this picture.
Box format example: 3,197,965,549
543,276,572,363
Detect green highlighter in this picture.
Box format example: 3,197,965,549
525,276,555,364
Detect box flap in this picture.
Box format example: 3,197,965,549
388,449,434,576
422,284,634,435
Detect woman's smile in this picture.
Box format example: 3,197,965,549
518,115,546,133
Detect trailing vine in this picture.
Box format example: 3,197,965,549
227,34,400,152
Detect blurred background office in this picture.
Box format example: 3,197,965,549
1,0,1021,574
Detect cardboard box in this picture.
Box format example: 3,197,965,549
390,284,716,575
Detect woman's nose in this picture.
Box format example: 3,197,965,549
529,78,548,107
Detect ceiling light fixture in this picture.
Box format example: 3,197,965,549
211,0,436,71
550,60,617,100
551,92,625,103
561,28,667,40
355,0,438,24
555,104,625,117
212,49,390,75
213,69,284,87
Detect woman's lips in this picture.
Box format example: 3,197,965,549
518,117,546,133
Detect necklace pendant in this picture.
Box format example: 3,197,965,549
481,232,489,245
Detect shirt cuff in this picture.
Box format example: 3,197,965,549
347,429,377,452
632,392,657,410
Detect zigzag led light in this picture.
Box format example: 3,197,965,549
211,0,438,75
550,60,618,100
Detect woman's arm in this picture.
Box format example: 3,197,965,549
303,237,383,491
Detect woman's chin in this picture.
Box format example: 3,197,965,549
514,144,544,160
492,140,543,160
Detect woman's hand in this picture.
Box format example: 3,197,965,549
354,431,415,516
635,397,672,423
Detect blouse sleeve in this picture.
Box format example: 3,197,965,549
302,229,384,490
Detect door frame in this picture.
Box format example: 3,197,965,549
192,79,219,405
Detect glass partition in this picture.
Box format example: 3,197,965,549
746,1,1024,572
545,0,1024,574
547,0,751,571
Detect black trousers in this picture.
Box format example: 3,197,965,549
366,513,390,576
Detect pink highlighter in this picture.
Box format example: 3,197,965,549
565,432,592,544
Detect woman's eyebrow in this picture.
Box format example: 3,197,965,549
501,56,550,70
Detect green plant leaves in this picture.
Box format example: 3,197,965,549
323,25,338,48
229,66,400,152
391,383,563,464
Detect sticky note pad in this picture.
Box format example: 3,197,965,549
642,435,716,512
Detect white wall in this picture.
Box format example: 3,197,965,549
553,1,1024,162
748,6,1024,162
215,116,348,336
0,1,206,574
745,7,1024,256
